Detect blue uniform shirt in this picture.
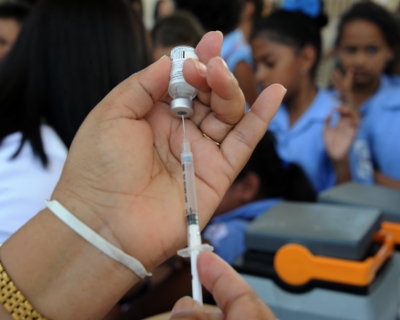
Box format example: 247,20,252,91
357,87,400,181
203,199,281,264
221,28,253,73
268,89,337,192
349,75,400,183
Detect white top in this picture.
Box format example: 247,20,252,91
0,125,67,243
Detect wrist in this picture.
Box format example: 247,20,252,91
51,184,166,272
0,208,137,320
332,156,349,168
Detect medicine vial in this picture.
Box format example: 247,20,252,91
168,46,198,118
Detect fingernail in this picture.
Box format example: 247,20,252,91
171,297,198,316
215,30,223,39
219,58,233,78
192,58,207,77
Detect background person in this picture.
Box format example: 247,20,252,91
326,2,400,186
0,2,30,61
0,0,150,243
250,0,350,192
151,11,204,61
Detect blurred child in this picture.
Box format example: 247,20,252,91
327,2,400,187
174,0,258,106
0,2,30,61
203,131,315,263
250,0,348,192
153,0,174,23
151,11,204,61
333,2,400,110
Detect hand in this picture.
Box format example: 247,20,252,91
332,68,354,107
52,31,287,271
324,106,359,163
170,252,276,320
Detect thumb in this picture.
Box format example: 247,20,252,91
98,55,171,120
170,297,207,320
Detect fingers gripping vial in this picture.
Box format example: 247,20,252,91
168,46,198,118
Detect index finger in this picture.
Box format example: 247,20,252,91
196,31,223,65
198,252,276,320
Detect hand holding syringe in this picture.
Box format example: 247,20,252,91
169,46,213,304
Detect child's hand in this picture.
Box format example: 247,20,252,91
324,106,359,163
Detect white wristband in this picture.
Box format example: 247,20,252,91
45,200,151,278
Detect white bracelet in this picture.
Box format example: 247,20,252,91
45,200,151,278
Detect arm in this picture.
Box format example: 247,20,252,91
333,157,352,184
0,31,286,319
234,61,258,107
374,171,400,190
0,208,136,319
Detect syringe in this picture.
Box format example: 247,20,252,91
177,116,213,304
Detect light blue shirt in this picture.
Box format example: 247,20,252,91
348,75,400,183
268,89,337,192
203,199,281,264
221,28,253,73
357,87,400,181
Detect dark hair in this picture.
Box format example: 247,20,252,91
0,0,151,166
246,0,264,21
174,0,245,34
336,2,400,75
129,0,143,19
0,2,30,24
236,131,316,202
251,4,327,78
151,11,204,48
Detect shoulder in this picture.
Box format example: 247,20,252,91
222,29,252,71
370,87,400,114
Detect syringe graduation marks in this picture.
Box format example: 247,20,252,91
177,115,213,304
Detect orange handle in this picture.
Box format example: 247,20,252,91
274,230,394,287
382,221,400,245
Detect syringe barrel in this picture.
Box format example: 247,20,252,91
181,148,199,228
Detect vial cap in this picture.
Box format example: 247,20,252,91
170,98,194,118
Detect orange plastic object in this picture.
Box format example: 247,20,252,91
274,230,394,287
382,221,400,245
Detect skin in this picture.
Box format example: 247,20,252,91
0,32,286,319
252,35,355,184
234,61,258,107
251,36,317,126
169,252,276,320
333,19,400,187
0,18,20,61
337,19,394,108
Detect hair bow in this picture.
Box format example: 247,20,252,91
281,0,321,18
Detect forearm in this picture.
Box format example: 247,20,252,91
333,157,352,184
374,171,400,190
0,208,138,319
